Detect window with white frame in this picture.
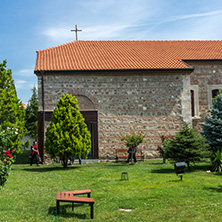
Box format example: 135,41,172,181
207,85,222,107
190,85,199,117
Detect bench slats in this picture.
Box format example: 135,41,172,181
57,194,94,203
117,155,128,158
62,189,91,196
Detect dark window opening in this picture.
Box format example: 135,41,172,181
87,123,94,159
191,90,195,117
212,89,219,99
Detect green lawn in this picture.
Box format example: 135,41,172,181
0,160,222,222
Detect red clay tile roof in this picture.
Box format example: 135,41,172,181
35,40,222,71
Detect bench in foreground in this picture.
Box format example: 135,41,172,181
56,189,95,219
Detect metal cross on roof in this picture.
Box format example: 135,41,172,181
71,25,82,41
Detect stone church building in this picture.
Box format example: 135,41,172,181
34,40,222,162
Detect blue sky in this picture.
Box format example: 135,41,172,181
1,0,222,104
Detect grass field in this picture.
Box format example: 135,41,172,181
0,160,222,222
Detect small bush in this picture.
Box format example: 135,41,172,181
121,132,145,148
164,124,210,170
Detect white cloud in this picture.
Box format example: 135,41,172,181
130,9,222,40
42,26,74,43
151,10,222,26
41,0,158,43
17,69,34,77
15,80,27,89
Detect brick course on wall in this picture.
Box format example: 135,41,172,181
37,71,191,159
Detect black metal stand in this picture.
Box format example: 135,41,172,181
121,172,128,180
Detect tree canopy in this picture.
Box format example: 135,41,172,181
45,94,91,167
0,60,27,153
25,86,38,139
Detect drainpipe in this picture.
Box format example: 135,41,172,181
41,70,45,164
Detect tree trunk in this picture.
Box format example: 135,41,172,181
186,162,190,171
62,159,68,168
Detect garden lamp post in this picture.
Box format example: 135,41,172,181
174,162,186,180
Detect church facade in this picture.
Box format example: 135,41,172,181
34,41,222,162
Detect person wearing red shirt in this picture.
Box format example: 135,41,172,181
30,141,39,166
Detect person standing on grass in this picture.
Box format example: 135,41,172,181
73,155,82,165
126,147,137,164
69,155,82,165
30,141,39,166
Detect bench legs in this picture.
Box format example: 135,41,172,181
57,200,94,219
57,200,60,215
90,203,94,219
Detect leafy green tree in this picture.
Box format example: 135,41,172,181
0,60,27,154
25,86,38,139
0,126,16,188
45,94,91,168
201,90,222,171
164,124,210,170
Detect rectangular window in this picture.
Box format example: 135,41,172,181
191,90,195,117
208,85,222,107
212,89,219,99
190,85,199,117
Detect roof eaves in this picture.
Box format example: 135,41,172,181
34,67,194,75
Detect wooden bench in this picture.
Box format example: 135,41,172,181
56,190,95,219
65,189,91,197
115,148,144,162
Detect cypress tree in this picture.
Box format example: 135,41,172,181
45,94,91,168
164,124,210,170
0,60,27,153
25,86,38,140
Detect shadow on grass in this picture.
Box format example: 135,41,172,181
190,163,211,172
151,162,211,174
169,179,184,183
204,185,222,193
21,165,81,172
106,163,134,167
48,204,87,219
151,168,174,174
148,162,166,165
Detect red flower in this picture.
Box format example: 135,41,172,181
171,136,175,140
7,154,12,158
162,136,168,141
157,145,161,150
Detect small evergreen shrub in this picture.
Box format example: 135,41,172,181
164,124,210,170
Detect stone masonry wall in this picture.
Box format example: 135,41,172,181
37,71,191,159
189,61,222,131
